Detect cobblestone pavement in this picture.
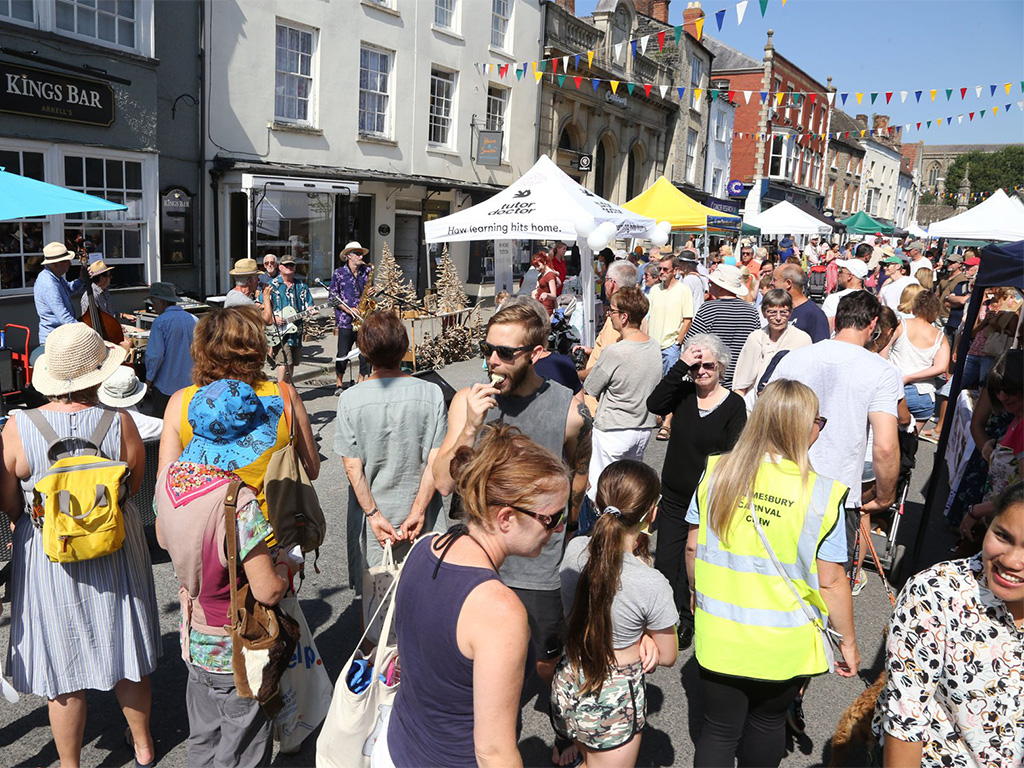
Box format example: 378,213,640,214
0,345,943,767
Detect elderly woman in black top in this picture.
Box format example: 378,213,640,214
646,333,747,649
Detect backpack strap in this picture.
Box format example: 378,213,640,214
224,479,244,631
20,407,117,461
20,410,66,458
86,408,118,458
277,382,295,441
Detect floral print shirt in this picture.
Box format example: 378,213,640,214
330,264,370,329
872,555,1024,768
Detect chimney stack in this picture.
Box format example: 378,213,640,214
651,0,670,22
873,114,890,133
554,0,576,14
683,2,704,40
855,113,868,127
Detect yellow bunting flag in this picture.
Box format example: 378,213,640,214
588,51,595,68
1005,83,1012,95
694,87,703,102
776,91,784,106
695,17,704,40
610,80,619,94
532,61,538,74
993,105,1000,115
534,70,544,83
783,0,788,5
930,89,937,101
937,118,943,126
855,93,863,104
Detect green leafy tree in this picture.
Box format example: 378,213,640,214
944,146,1024,207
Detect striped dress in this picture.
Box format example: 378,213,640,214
6,406,161,699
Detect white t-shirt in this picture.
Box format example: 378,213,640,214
821,288,859,319
771,340,902,505
909,257,933,278
879,276,921,311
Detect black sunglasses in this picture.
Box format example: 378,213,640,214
688,361,717,372
814,416,828,431
504,504,564,530
480,341,532,362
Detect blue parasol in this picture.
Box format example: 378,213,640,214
0,167,128,221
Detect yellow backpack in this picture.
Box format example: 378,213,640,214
25,408,128,563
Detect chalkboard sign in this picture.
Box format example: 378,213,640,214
160,188,194,267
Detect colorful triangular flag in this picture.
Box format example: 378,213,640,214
630,40,637,58
1005,82,1012,95
660,85,669,99
557,74,565,87
695,88,703,102
657,31,665,50
990,84,997,96
900,91,908,103
644,83,653,97
610,80,619,94
562,56,569,71
808,93,816,105
885,92,893,103
574,76,582,90
677,86,686,99
625,82,635,95
915,90,922,102
675,25,682,46
776,91,785,106
534,70,543,83
870,92,877,104
710,89,719,101
592,79,600,92
588,50,595,68
993,105,999,115
960,87,967,99
759,0,769,17
715,9,726,30
969,112,974,121
575,54,581,69
695,16,704,40
640,35,649,56
929,89,937,101
614,42,624,61
744,90,753,104
856,93,863,104
515,66,523,81
975,85,982,98
736,0,748,25
826,92,835,105
945,88,953,101
551,58,558,75
840,92,849,104
957,115,963,124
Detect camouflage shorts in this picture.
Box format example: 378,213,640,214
550,656,645,750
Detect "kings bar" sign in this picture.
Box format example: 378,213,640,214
0,62,115,127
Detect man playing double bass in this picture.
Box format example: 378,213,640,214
32,242,83,362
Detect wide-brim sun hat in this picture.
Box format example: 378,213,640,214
42,242,75,265
179,379,285,470
229,257,259,276
707,264,748,297
147,281,180,304
33,323,128,397
98,365,147,408
341,241,368,257
87,259,115,278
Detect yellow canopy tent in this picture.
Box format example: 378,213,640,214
623,176,740,231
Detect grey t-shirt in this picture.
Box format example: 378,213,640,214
335,377,447,589
583,337,662,431
223,289,256,308
771,340,901,506
560,535,678,648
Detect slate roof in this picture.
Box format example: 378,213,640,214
703,36,761,71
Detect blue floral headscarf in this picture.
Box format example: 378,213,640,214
179,379,284,470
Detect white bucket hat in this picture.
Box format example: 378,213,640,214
707,264,748,297
341,241,368,257
32,323,128,397
98,365,147,408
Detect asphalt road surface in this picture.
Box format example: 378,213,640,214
0,349,947,767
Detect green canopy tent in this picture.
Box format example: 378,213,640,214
840,211,894,235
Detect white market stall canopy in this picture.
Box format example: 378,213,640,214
423,154,656,243
926,189,1024,242
744,200,833,236
906,222,929,238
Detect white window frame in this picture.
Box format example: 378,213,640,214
434,0,457,31
3,0,154,57
358,44,393,139
274,19,318,127
490,0,511,51
826,178,835,209
690,55,703,111
485,84,509,161
685,128,698,183
830,149,838,170
0,137,158,296
712,168,723,197
428,67,457,148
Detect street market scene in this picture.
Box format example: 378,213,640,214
0,0,1023,766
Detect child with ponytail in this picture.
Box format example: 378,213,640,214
551,460,679,767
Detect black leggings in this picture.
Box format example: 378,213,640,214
336,326,369,378
694,666,807,768
653,492,694,628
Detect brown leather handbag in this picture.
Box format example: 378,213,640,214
224,480,300,717
264,384,326,556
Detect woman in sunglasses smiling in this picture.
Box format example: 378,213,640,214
646,333,747,650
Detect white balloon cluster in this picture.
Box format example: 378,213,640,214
574,216,619,251
650,220,673,248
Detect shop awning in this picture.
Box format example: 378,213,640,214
623,176,741,230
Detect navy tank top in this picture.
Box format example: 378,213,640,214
387,531,504,767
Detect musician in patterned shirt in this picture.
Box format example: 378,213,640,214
261,254,314,383
330,241,373,392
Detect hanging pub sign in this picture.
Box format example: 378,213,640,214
160,188,194,267
0,62,114,127
476,130,503,166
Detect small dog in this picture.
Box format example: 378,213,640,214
829,669,887,767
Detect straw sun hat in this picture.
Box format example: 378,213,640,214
32,323,128,397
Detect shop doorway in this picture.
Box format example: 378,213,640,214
394,214,421,293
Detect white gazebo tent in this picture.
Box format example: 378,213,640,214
424,155,656,344
744,200,833,236
926,188,1024,242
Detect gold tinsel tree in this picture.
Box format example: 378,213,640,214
373,240,420,314
435,244,468,314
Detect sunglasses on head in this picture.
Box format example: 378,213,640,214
480,341,532,362
503,503,564,530
814,416,828,431
689,361,717,372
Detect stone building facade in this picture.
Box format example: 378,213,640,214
918,143,1013,197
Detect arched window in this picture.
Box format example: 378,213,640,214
559,127,575,151
611,7,630,47
927,162,940,188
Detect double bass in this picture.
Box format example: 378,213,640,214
74,237,125,346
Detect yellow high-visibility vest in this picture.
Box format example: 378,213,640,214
693,455,848,681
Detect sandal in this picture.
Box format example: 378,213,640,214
656,425,671,441
125,726,155,768
919,430,940,444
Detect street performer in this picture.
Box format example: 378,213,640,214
330,241,373,391
262,254,314,384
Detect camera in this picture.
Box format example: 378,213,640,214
571,346,589,370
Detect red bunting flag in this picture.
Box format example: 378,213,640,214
644,83,653,97
728,90,736,102
960,87,967,99
916,122,921,129
552,58,559,75
573,76,582,90
808,93,816,105
885,92,893,103
657,30,665,50
969,112,974,121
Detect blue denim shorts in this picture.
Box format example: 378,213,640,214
903,384,935,420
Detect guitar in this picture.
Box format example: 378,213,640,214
266,304,319,345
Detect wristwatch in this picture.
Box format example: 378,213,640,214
365,507,380,518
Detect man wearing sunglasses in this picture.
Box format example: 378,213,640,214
433,301,593,722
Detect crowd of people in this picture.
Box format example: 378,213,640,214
3,231,1021,768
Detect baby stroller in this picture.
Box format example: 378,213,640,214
550,295,580,355
806,265,828,304
865,429,918,586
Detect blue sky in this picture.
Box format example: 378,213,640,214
573,0,1024,145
